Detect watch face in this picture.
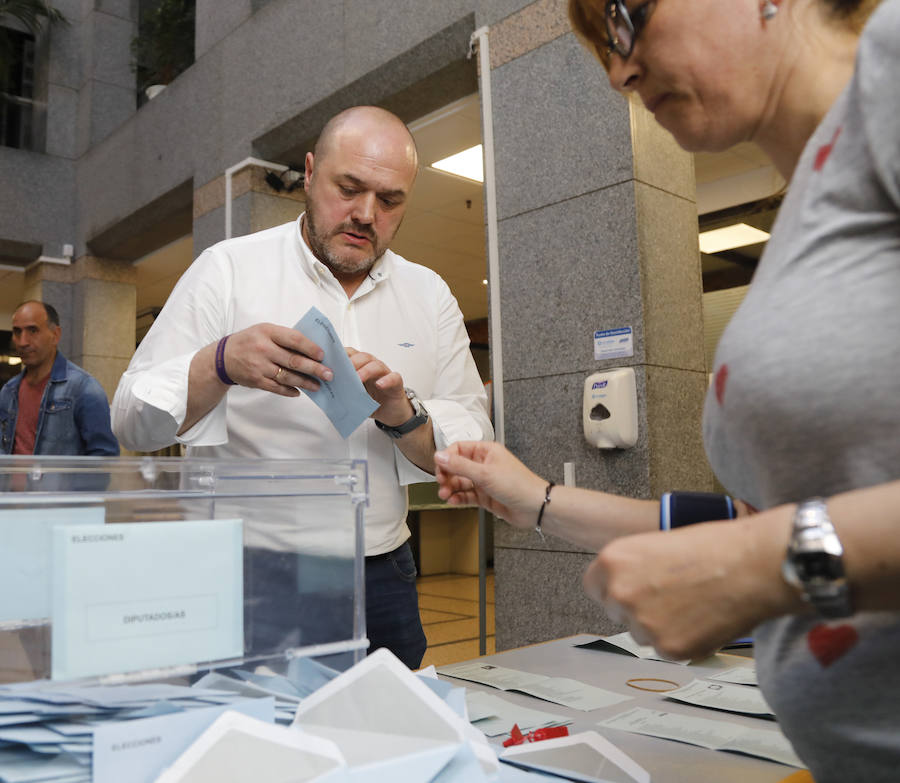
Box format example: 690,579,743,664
785,500,853,617
793,550,844,582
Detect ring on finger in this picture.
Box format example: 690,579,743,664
274,366,284,383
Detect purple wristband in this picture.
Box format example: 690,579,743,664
215,336,237,386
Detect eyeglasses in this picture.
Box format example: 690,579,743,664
605,0,657,60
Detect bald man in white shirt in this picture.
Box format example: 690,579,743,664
113,106,492,669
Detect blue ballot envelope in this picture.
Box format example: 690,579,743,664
294,306,379,438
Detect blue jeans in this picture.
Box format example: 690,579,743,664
244,541,426,671
364,542,427,669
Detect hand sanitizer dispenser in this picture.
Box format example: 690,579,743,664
583,368,638,449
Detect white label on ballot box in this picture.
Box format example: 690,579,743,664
51,519,243,681
0,505,104,625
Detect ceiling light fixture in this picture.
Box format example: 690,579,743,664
430,145,484,183
699,223,770,254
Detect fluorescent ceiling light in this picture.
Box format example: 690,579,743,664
430,145,483,183
699,223,770,254
8,357,22,365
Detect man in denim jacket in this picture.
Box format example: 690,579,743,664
0,301,119,456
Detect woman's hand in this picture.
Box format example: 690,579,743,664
434,442,547,531
585,511,805,660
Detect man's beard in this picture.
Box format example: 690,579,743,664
304,203,384,278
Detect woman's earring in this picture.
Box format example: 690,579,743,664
760,0,778,20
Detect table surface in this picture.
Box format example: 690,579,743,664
438,634,801,783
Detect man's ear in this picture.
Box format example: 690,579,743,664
304,151,315,189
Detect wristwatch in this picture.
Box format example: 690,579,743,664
781,497,853,618
374,388,429,439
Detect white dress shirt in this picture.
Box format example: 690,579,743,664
112,216,492,554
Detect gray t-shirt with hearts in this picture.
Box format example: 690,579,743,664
702,2,900,779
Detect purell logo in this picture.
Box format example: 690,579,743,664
592,380,608,390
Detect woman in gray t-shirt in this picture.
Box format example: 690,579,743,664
434,0,900,779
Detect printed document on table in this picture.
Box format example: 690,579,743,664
601,706,805,768
708,666,758,686
0,506,104,624
664,679,773,717
439,662,631,712
439,663,546,691
575,632,691,665
51,519,243,681
294,307,379,438
465,691,570,737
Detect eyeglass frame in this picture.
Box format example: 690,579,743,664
604,0,658,60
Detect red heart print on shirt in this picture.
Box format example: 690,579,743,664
807,623,858,667
714,364,729,406
813,126,842,172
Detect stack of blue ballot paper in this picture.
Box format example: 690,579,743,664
0,659,339,783
153,649,649,783
0,653,648,783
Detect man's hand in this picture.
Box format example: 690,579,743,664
179,323,334,436
347,347,436,472
223,323,333,397
346,348,413,424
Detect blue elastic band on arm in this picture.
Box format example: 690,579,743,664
659,492,672,531
660,491,736,531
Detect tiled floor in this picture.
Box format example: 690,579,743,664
418,571,496,668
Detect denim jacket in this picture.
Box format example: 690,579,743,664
0,351,119,456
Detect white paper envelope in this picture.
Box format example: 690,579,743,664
500,730,650,783
334,742,462,782
428,741,493,783
153,710,345,783
293,648,469,778
415,670,499,777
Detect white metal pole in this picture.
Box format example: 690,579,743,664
224,156,289,240
470,26,504,445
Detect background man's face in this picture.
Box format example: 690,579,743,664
303,126,417,279
12,304,60,371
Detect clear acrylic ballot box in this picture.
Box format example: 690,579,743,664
0,455,368,686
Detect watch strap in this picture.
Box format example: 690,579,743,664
374,388,429,439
